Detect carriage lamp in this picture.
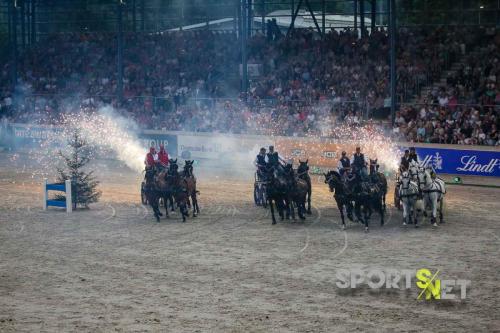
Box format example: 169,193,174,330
453,176,462,184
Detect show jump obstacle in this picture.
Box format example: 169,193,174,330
43,179,72,213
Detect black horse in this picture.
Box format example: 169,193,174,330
346,173,385,232
266,167,289,224
297,159,312,215
144,168,161,222
324,170,353,229
369,159,388,211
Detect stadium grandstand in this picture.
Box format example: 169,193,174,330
0,0,499,145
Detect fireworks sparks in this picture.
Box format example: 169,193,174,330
22,106,146,178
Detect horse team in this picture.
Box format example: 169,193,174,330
143,159,199,222
397,161,446,227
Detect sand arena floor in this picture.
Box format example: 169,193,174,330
0,153,499,332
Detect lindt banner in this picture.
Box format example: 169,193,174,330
407,147,500,177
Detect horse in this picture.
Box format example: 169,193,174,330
346,173,384,232
182,160,200,217
369,159,388,211
421,167,446,226
155,167,174,218
143,168,161,222
324,170,353,229
283,164,308,220
297,159,312,214
266,166,289,224
398,171,420,227
166,159,190,222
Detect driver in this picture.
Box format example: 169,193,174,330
266,145,286,172
254,147,267,180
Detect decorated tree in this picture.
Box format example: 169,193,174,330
57,129,101,208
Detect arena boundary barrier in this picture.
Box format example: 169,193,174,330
43,179,72,213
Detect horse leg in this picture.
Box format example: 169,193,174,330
337,201,346,229
363,204,369,232
346,201,353,221
269,198,277,225
379,198,384,226
150,197,160,222
194,192,200,214
439,196,444,224
298,199,305,220
307,185,312,215
402,200,408,226
431,195,438,227
191,193,198,217
169,195,175,212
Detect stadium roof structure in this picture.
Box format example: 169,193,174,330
168,9,372,32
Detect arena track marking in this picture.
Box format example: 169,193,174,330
102,204,116,222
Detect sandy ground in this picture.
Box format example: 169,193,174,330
0,153,499,332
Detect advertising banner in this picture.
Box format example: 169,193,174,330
177,134,272,162
406,146,500,177
139,132,178,157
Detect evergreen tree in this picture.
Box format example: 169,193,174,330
57,129,101,209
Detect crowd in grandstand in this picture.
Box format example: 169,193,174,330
0,26,498,145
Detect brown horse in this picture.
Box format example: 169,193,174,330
297,159,312,214
154,168,174,218
283,164,308,220
182,160,200,217
166,159,190,222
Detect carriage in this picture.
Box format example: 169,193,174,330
254,172,267,207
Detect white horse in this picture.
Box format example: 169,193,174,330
398,171,420,227
421,167,446,226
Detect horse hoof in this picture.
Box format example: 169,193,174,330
432,223,438,227
272,221,277,225
365,227,369,232
158,212,163,216
300,216,305,220
342,224,346,230
403,222,407,226
415,224,419,228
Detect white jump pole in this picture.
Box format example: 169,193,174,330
43,178,48,211
65,179,72,213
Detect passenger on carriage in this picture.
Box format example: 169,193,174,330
337,151,351,180
157,144,169,170
254,147,267,180
145,147,158,170
400,149,410,172
408,147,419,164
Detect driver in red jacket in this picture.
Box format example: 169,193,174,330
145,147,157,170
157,144,169,170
